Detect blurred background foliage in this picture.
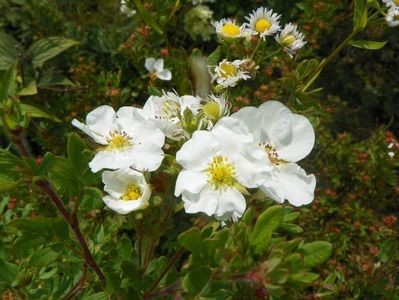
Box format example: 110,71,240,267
0,0,398,299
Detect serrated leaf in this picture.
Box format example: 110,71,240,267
299,241,332,268
250,206,285,254
178,227,202,256
349,40,387,50
182,266,212,297
28,37,79,68
0,32,18,70
20,103,61,122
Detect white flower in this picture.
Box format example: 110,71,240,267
386,7,399,27
201,94,231,126
245,7,281,40
231,101,316,206
213,18,247,39
276,23,306,58
175,117,272,223
212,59,251,88
145,58,172,81
142,91,202,140
102,168,151,214
383,0,399,8
120,0,136,17
72,105,165,173
192,0,215,5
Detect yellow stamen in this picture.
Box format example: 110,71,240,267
261,143,286,165
220,63,238,78
202,102,221,121
280,34,296,47
122,184,141,201
106,131,132,150
162,100,180,118
255,19,271,33
205,155,236,190
221,24,241,36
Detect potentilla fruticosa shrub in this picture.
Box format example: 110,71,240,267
0,0,397,298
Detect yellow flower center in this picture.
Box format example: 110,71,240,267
255,19,272,33
122,184,141,201
221,24,241,36
280,34,296,47
220,63,238,78
202,101,221,121
395,15,399,21
205,155,236,190
106,131,132,150
261,143,286,165
394,0,399,5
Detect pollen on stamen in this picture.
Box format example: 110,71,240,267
106,130,133,151
260,143,286,165
122,184,141,201
205,155,236,190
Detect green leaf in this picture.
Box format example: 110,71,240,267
48,157,81,195
182,266,212,297
148,85,162,97
279,223,304,234
0,259,18,284
0,174,18,191
82,292,108,300
289,271,320,287
36,152,56,175
28,37,79,68
133,0,163,35
18,80,37,96
207,46,222,66
0,32,18,70
67,133,87,174
349,40,387,50
81,187,104,211
38,72,75,87
29,247,59,267
178,227,202,256
0,64,17,102
20,103,61,122
299,241,332,268
250,206,285,254
353,0,368,30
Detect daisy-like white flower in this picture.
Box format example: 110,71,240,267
212,59,251,88
386,7,399,27
213,18,247,39
72,105,165,173
145,58,172,81
383,0,399,8
142,91,202,140
175,117,272,222
245,7,281,40
102,168,151,214
275,23,306,58
201,94,231,126
232,101,316,206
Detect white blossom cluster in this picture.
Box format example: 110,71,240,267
384,0,399,27
72,91,316,223
213,7,306,57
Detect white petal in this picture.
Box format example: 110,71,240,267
89,149,135,172
102,170,126,198
157,69,172,81
145,58,156,72
116,106,147,122
182,188,218,216
275,163,316,206
259,172,285,203
129,143,164,172
175,170,207,196
176,130,216,170
180,95,201,114
259,101,293,148
85,105,116,135
215,188,246,222
153,59,164,73
71,119,108,145
212,117,253,156
103,195,148,214
231,106,263,142
276,114,315,162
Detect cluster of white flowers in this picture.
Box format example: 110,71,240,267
213,7,306,57
73,89,316,222
383,0,399,27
